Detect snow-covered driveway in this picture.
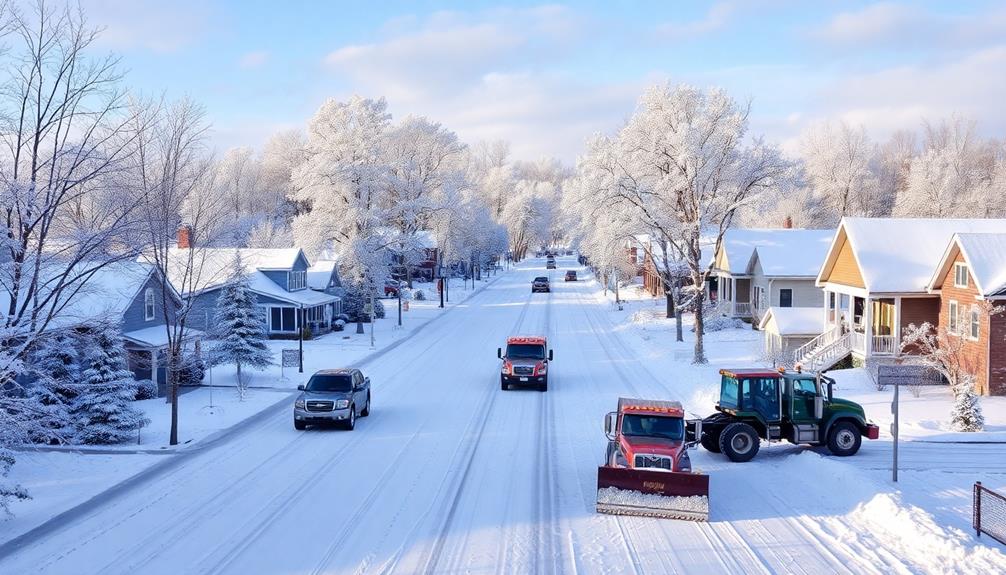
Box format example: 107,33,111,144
2,258,1004,574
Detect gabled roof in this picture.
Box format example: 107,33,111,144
307,260,339,290
716,228,833,276
818,218,1006,294
162,247,305,295
748,230,834,278
928,233,1006,297
758,306,823,336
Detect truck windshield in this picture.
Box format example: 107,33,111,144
306,374,353,392
621,415,683,440
506,344,545,359
534,277,548,282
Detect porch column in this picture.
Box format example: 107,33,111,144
863,298,874,356
822,289,830,329
893,296,902,356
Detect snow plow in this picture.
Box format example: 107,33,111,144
596,397,710,521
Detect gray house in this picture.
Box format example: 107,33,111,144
167,246,342,337
713,228,834,325
307,259,345,298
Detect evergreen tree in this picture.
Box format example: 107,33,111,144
951,377,984,432
211,252,272,397
71,323,149,444
26,331,82,443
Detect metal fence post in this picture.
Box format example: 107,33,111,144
975,481,982,537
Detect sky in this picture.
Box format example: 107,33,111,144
80,0,1006,162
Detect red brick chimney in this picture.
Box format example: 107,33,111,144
783,215,793,229
177,225,194,249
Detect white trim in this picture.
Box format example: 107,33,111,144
954,262,969,288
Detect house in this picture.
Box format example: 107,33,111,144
806,217,1006,371
375,228,440,281
2,259,196,389
927,233,1006,395
166,229,341,338
759,307,824,363
307,259,345,297
713,228,833,322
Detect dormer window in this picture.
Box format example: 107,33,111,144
288,270,306,290
954,262,969,288
144,288,155,321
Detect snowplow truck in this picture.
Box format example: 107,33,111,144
689,368,880,463
596,397,710,521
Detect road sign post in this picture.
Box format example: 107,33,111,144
877,364,944,483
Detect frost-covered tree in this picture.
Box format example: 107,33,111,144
25,331,83,444
801,121,883,220
71,323,149,444
211,253,272,398
950,375,984,432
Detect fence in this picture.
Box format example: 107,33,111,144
974,482,1006,545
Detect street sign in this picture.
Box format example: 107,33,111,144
281,349,300,367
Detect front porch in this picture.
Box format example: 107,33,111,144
821,289,903,357
718,275,752,318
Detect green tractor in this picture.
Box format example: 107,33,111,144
691,368,880,462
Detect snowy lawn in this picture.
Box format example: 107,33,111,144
1,451,156,543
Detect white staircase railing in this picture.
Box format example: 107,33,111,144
793,325,842,364
793,325,852,371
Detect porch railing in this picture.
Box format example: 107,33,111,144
793,325,843,364
734,302,751,317
872,335,899,355
850,331,866,353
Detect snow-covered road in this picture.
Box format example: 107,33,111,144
3,257,1005,574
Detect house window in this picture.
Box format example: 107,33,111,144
954,263,968,288
288,270,306,290
948,300,959,334
307,305,325,323
144,288,155,321
970,306,980,340
270,307,297,332
779,289,793,308
753,286,764,309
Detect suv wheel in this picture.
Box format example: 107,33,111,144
344,406,356,430
827,421,862,456
361,394,371,417
719,422,760,462
294,420,306,431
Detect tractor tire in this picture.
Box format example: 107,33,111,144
700,429,722,453
294,420,306,431
719,422,760,462
827,421,862,456
361,394,371,417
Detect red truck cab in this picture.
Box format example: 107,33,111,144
606,398,693,473
498,335,552,392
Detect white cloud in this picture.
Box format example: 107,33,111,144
239,51,270,69
655,2,735,40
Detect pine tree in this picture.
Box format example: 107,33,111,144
211,252,272,398
71,323,149,444
26,331,81,444
951,376,984,432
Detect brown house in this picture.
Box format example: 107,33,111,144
928,233,1006,395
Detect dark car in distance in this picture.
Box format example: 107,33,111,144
564,270,577,281
532,276,550,293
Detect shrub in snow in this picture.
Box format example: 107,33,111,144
70,323,149,444
211,252,272,397
373,298,385,319
25,331,82,443
951,377,984,432
134,379,158,401
335,313,350,323
0,448,29,519
695,315,745,333
413,289,426,301
178,355,206,387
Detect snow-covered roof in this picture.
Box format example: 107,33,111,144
821,218,1006,294
0,260,155,331
306,260,338,290
162,247,304,295
248,272,338,306
929,233,1006,297
749,230,834,277
122,325,204,348
758,306,823,336
718,228,833,276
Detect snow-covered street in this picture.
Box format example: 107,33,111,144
2,257,1005,574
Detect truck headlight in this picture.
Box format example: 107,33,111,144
678,452,691,472
335,399,350,409
295,399,305,409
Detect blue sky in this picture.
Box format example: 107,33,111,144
82,0,1006,161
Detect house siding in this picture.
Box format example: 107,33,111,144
121,274,176,333
902,297,940,331
770,279,822,308
937,252,997,395
262,270,289,291
185,290,222,333
827,234,866,288
991,314,1006,395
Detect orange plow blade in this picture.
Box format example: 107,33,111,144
596,466,709,521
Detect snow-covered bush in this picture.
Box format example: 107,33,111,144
134,379,158,401
412,289,426,301
373,298,386,319
0,449,29,519
951,377,984,432
179,355,206,387
70,323,149,445
333,319,346,332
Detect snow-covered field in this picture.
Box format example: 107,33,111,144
1,257,1004,574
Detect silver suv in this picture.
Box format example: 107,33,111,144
294,369,371,430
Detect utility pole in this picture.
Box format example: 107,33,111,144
369,292,375,349
397,283,402,327
298,306,304,373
